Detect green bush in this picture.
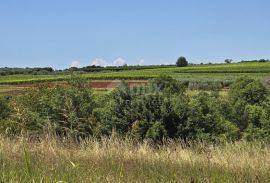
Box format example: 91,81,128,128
2,77,96,138
243,105,270,141
145,121,167,142
0,96,9,120
97,76,240,142
151,75,187,94
185,92,238,141
96,76,189,141
228,77,270,140
229,77,268,105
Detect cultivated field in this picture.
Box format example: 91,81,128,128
1,62,270,85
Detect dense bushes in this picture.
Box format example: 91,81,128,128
229,77,268,105
185,92,238,141
228,78,269,139
1,78,96,138
0,76,269,142
96,81,189,141
94,76,269,142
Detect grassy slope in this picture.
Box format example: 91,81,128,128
0,62,270,85
0,137,269,183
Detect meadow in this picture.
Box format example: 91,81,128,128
0,136,269,183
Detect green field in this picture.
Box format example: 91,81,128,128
0,62,270,85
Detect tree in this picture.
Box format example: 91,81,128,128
176,57,188,67
225,59,233,64
259,59,267,62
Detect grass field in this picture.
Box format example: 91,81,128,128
0,136,269,183
1,62,270,85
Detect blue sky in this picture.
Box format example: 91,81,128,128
0,0,270,69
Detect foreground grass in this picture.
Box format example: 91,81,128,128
0,137,269,183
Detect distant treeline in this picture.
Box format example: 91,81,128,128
239,59,270,63
0,65,174,76
0,67,55,76
67,64,175,72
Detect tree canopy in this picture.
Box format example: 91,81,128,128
176,57,188,67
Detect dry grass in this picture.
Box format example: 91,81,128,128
0,136,269,182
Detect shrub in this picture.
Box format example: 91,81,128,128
0,96,9,120
185,92,238,141
151,75,187,94
3,77,96,138
145,121,167,142
97,77,189,141
243,105,270,141
97,78,240,142
228,78,270,135
229,77,268,105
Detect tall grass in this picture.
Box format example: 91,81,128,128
0,136,269,182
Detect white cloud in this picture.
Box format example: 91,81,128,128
91,58,109,67
113,57,126,66
71,61,81,68
90,57,128,67
138,59,144,65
